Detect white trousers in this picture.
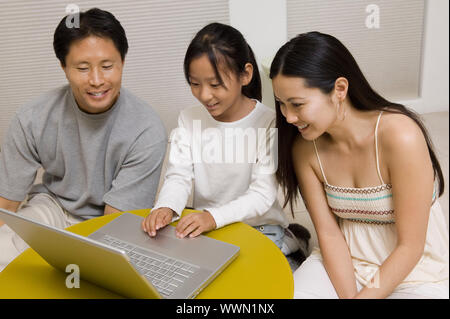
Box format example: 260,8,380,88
0,193,84,272
294,251,449,299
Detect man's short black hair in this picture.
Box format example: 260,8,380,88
53,8,128,66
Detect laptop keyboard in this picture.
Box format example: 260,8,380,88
101,234,200,297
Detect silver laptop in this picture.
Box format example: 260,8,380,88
0,209,240,299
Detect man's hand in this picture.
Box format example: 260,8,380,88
0,196,21,227
104,205,121,216
175,210,216,239
142,207,175,237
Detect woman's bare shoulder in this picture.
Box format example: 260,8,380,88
378,111,430,166
378,112,426,148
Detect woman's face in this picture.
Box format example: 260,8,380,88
272,75,338,140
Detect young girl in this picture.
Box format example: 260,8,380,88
270,32,448,298
142,23,309,261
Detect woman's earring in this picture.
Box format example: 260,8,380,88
338,101,346,121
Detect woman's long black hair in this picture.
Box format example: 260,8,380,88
184,22,262,101
270,31,444,214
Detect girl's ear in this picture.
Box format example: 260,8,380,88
240,62,254,86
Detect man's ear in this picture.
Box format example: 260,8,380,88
241,62,254,86
60,61,69,79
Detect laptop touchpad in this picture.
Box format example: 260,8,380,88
89,213,234,270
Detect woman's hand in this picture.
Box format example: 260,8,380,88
141,207,175,237
175,210,217,238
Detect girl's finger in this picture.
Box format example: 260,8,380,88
175,215,192,234
156,211,170,230
176,217,198,238
147,210,160,236
188,226,204,238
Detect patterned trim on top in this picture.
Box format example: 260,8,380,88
324,183,392,194
432,190,437,205
325,183,395,224
332,208,394,216
344,218,395,225
331,208,395,224
326,192,392,201
324,182,438,225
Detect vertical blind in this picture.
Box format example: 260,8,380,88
286,0,425,102
0,0,229,145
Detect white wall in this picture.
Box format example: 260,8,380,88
229,0,449,114
409,0,449,113
229,0,286,108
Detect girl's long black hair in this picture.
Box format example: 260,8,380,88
184,22,262,101
270,31,444,214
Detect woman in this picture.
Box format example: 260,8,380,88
270,31,448,298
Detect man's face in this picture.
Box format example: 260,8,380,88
62,36,124,114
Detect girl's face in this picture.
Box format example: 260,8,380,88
188,54,248,122
272,74,338,140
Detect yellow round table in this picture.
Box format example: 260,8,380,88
0,209,293,299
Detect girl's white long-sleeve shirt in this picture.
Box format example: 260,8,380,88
154,101,289,229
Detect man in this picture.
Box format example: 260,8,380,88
0,8,167,271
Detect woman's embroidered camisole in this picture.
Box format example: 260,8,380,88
309,111,448,286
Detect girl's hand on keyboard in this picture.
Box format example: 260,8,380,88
175,210,217,238
142,207,174,237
